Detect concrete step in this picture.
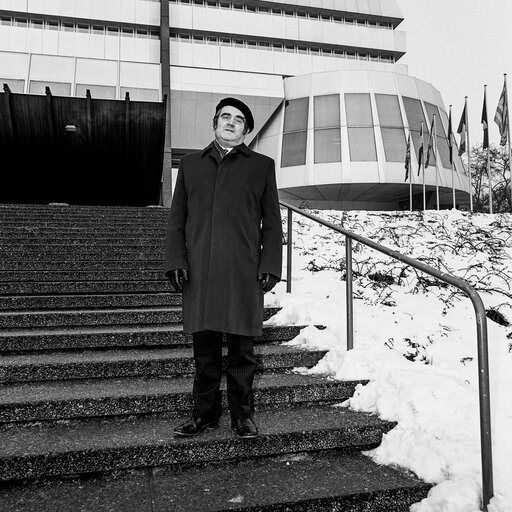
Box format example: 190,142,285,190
0,259,165,271
0,292,181,311
1,250,166,262
0,280,172,294
0,374,364,423
0,345,326,383
2,241,165,251
0,204,168,214
0,307,280,329
0,324,303,352
0,270,166,282
0,405,391,481
0,448,431,512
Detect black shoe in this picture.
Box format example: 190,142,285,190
231,418,258,439
174,417,220,437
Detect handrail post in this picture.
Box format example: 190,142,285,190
286,208,292,293
345,236,353,351
471,295,493,510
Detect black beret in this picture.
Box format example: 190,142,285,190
215,97,254,133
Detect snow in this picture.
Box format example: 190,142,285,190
264,209,512,512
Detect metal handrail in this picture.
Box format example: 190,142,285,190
280,200,494,510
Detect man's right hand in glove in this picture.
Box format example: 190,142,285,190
166,269,189,292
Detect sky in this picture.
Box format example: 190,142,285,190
394,0,512,147
264,208,512,511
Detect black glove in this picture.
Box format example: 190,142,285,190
167,268,189,292
258,273,279,293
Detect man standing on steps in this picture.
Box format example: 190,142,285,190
164,97,283,439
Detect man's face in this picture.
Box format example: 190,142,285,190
214,105,247,147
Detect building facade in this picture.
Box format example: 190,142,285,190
0,0,469,209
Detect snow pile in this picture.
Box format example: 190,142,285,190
265,209,512,512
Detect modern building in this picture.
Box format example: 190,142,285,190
0,0,469,209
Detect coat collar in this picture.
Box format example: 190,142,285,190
201,141,251,159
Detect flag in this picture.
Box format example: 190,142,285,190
404,132,411,182
425,117,435,167
457,101,467,155
448,107,453,165
494,79,509,146
482,88,489,149
417,122,424,175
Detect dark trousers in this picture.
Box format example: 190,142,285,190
192,330,256,420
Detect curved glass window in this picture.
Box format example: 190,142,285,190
402,96,431,166
425,102,451,168
375,94,406,162
281,98,309,167
314,94,341,163
345,93,376,161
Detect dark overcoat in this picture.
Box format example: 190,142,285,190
164,142,282,337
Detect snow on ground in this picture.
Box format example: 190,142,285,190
264,209,512,512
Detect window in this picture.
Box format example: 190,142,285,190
76,84,116,99
310,47,320,55
14,18,28,27
93,25,104,35
258,6,269,13
425,102,451,168
345,93,377,161
314,94,341,164
62,22,74,32
150,30,159,39
320,14,331,21
282,98,309,167
193,34,204,43
206,36,218,44
259,41,270,50
220,37,230,46
333,49,344,58
297,11,307,18
333,15,343,23
375,94,406,162
47,20,59,30
107,26,119,35
285,44,295,53
246,5,257,12
233,3,244,10
247,40,257,48
0,78,24,93
272,43,283,51
206,0,217,6
77,24,89,33
284,10,294,17
402,96,429,164
0,17,11,26
271,8,282,15
298,46,308,54
234,39,244,47
29,80,71,96
31,19,44,29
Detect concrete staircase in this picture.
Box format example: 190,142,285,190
0,204,430,511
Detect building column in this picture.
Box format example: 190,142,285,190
160,0,172,207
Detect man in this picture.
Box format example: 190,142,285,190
164,97,282,439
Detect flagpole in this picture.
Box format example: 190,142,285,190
422,122,426,210
410,160,413,211
409,131,413,211
449,105,456,208
466,97,473,212
484,85,493,214
433,114,439,210
505,74,512,212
